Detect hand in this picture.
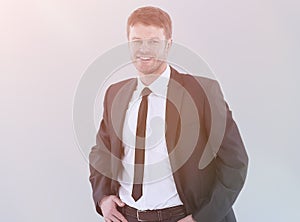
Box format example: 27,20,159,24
99,195,128,222
177,214,196,222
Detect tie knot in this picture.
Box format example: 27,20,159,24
141,87,152,97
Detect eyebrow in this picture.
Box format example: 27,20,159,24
131,37,161,40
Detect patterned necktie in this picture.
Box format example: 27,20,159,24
131,87,152,201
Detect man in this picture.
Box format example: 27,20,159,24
89,6,248,222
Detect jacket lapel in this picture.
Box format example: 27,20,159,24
111,79,137,150
165,68,185,154
165,68,187,202
110,78,137,180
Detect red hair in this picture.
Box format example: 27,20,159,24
127,6,172,39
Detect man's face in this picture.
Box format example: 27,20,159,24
128,23,171,75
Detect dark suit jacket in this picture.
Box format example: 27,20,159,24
89,67,248,222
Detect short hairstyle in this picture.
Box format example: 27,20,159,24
127,6,172,39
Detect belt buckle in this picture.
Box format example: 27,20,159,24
136,209,147,222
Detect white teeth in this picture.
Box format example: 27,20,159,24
139,56,151,60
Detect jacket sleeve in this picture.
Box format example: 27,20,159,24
193,80,249,222
89,86,114,216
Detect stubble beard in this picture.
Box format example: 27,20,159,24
134,58,167,85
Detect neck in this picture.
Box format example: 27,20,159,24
139,63,167,86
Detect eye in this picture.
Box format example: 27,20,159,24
130,40,142,47
149,39,160,45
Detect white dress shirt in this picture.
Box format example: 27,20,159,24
119,65,183,210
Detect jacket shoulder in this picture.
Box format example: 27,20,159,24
170,66,218,87
182,73,218,87
105,78,136,97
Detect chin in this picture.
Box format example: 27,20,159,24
135,62,165,75
135,65,156,75
137,68,156,75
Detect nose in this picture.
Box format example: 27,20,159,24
139,40,151,53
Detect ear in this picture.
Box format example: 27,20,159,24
166,39,173,50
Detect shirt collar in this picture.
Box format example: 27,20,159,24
136,65,171,97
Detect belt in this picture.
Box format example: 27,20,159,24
120,205,186,221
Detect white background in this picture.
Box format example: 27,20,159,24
1,0,299,221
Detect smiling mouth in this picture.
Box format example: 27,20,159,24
137,56,154,61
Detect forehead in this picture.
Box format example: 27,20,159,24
129,23,166,39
